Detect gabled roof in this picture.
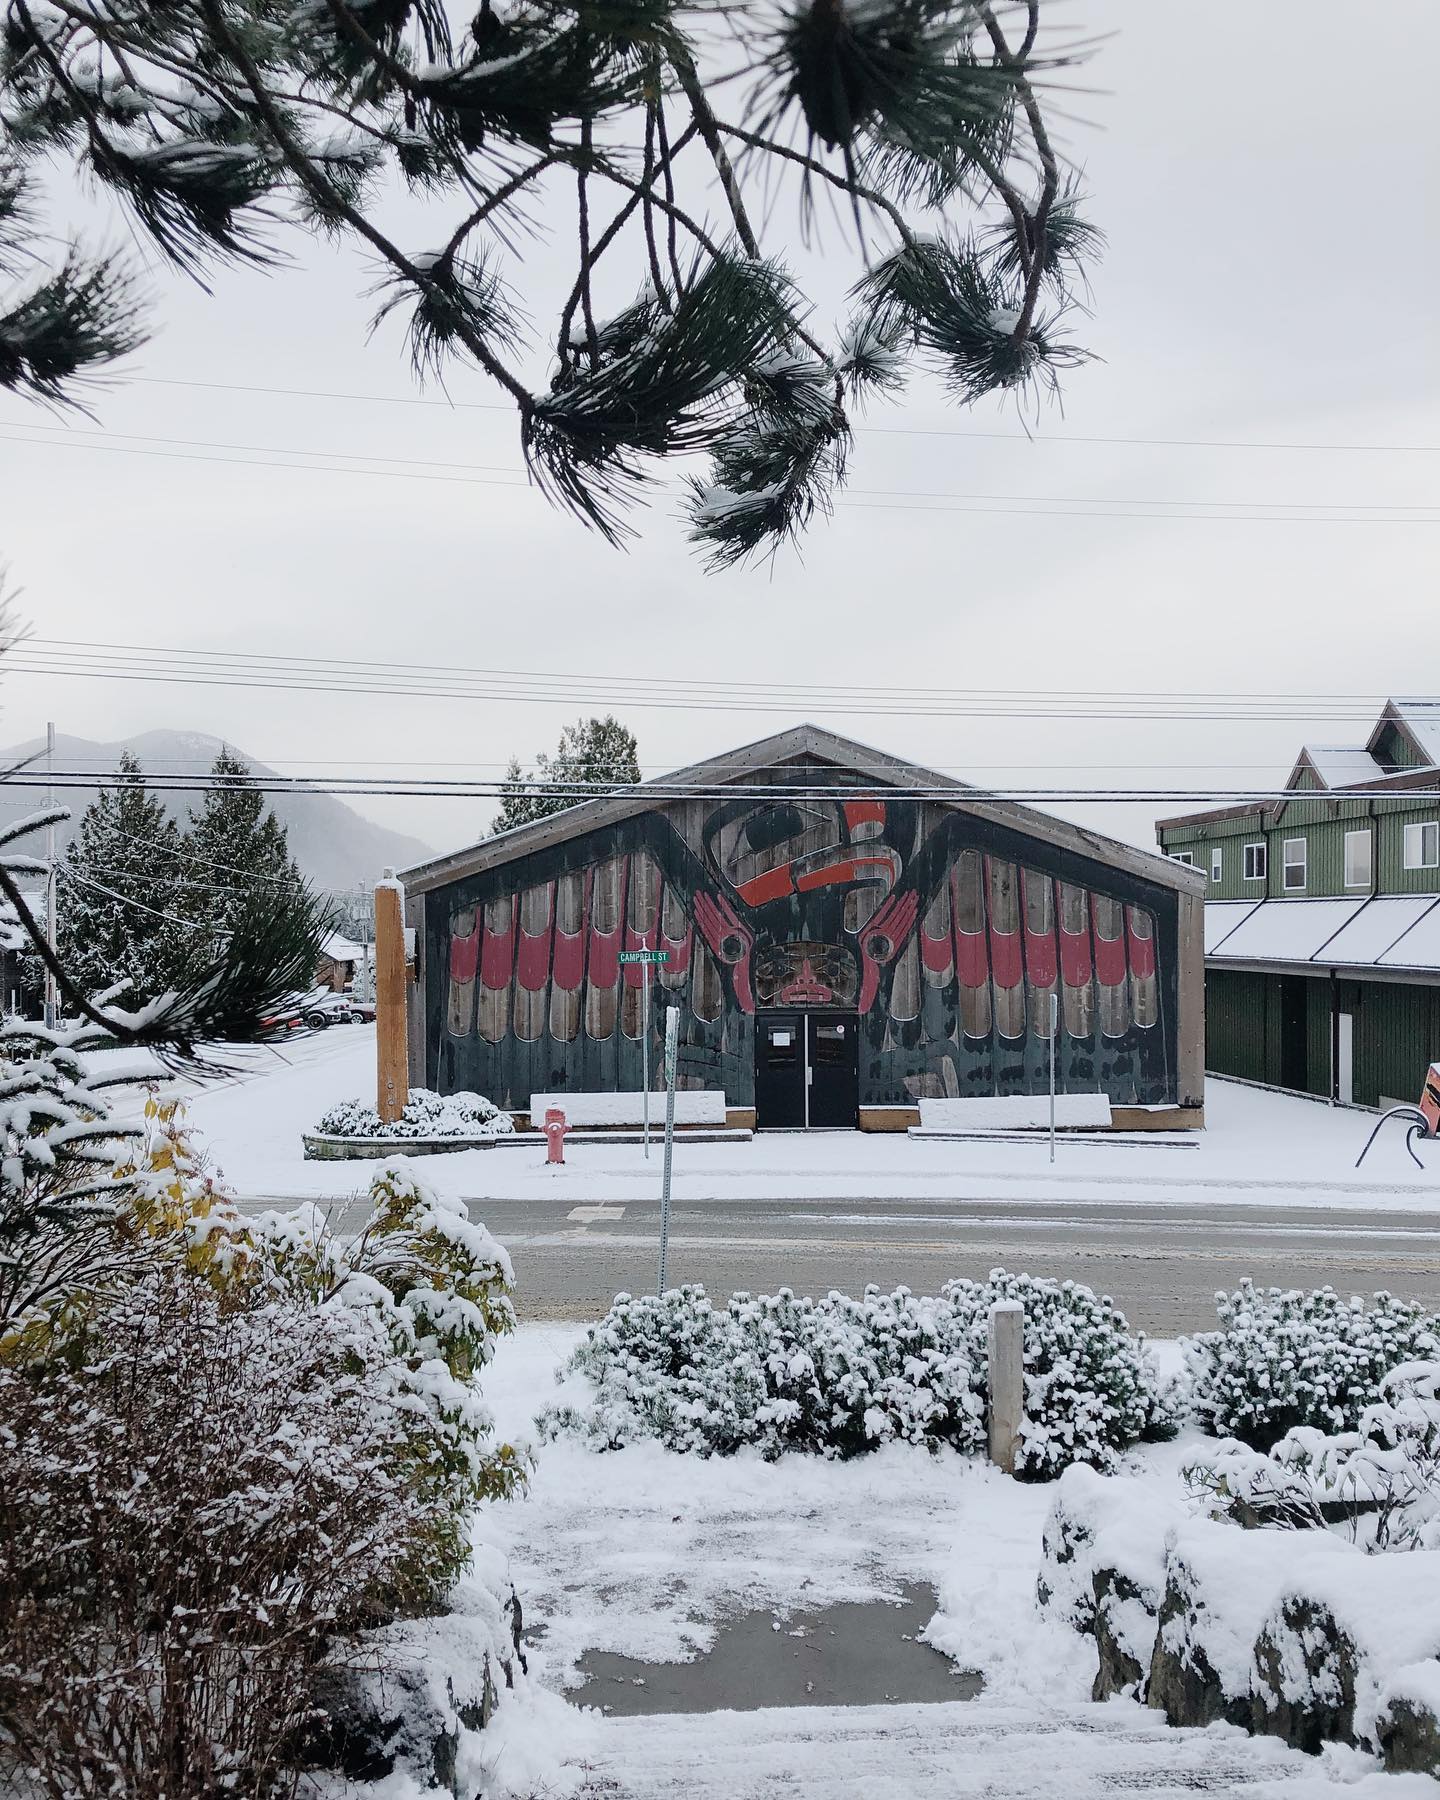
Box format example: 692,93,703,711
1159,698,1440,835
1369,700,1440,772
401,722,1204,898
1292,745,1389,791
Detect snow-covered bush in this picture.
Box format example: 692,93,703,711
1185,1280,1440,1449
0,1262,445,1800
941,1270,1178,1477
542,1271,1170,1475
1186,1362,1440,1555
315,1087,514,1140
1,1094,526,1795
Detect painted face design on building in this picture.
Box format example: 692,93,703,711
701,796,913,1008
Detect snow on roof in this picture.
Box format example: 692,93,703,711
1301,745,1388,789
1317,896,1440,966
1391,700,1440,769
1376,899,1440,971
1208,897,1365,964
320,931,367,963
1204,899,1261,954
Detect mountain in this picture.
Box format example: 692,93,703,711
0,729,435,893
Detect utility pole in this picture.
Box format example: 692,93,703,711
43,720,56,1029
375,868,409,1123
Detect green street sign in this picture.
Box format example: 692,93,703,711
619,949,670,964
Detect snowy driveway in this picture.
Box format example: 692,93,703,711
465,1330,1435,1800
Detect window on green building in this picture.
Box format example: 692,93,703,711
1244,842,1267,881
1283,838,1307,891
1210,847,1223,883
1344,828,1373,889
1404,821,1439,869
1170,850,1194,866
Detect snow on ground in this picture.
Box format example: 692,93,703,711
456,1327,1436,1799
177,1026,1440,1215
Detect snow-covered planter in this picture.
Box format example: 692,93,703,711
315,1087,515,1141
1184,1280,1439,1449
542,1272,1172,1475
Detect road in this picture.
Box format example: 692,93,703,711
255,1187,1440,1336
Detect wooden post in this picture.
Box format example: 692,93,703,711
375,869,409,1125
987,1300,1025,1475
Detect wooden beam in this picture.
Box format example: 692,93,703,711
375,870,409,1124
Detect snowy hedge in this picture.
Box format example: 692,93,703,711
315,1086,515,1140
541,1271,1175,1476
1185,1280,1440,1449
1,1090,529,1799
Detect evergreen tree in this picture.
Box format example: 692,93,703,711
55,752,190,1007
492,717,641,834
0,0,1097,566
184,750,312,958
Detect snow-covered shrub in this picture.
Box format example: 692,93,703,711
315,1087,514,1140
540,1286,764,1455
0,1262,444,1800
942,1270,1177,1476
2,1104,526,1791
1209,1353,1440,1555
1185,1281,1440,1449
543,1272,1167,1474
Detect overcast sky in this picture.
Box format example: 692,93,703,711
1,0,1436,864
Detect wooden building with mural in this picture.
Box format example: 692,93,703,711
399,726,1206,1130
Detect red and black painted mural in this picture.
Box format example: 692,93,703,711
426,775,1177,1110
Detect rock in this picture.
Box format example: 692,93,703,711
1377,1665,1440,1775
302,1584,524,1794
1091,1565,1156,1702
1250,1596,1358,1753
1147,1579,1250,1730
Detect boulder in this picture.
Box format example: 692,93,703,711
1377,1666,1440,1777
304,1580,525,1794
1091,1565,1155,1701
1251,1595,1358,1753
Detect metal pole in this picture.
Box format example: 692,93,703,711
43,721,56,1030
1048,991,1058,1164
657,1004,679,1293
642,957,651,1159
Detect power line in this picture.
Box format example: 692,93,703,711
23,639,1429,707
8,643,1438,723
1,429,1433,527
61,865,219,933
8,421,1435,514
17,770,1440,803
120,375,1440,455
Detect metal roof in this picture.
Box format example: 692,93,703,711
399,722,1206,899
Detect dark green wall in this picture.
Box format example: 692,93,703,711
1205,969,1440,1107
1160,796,1440,901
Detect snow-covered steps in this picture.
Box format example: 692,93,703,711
573,1699,1381,1797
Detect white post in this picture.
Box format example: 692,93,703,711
657,1004,679,1293
43,720,56,1030
1048,991,1058,1164
642,957,651,1159
987,1300,1025,1475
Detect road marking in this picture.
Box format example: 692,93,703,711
567,1204,627,1223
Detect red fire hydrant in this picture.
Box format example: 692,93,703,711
544,1106,569,1165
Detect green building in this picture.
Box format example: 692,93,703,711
1156,700,1440,1110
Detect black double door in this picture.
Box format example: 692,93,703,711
755,1010,859,1129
